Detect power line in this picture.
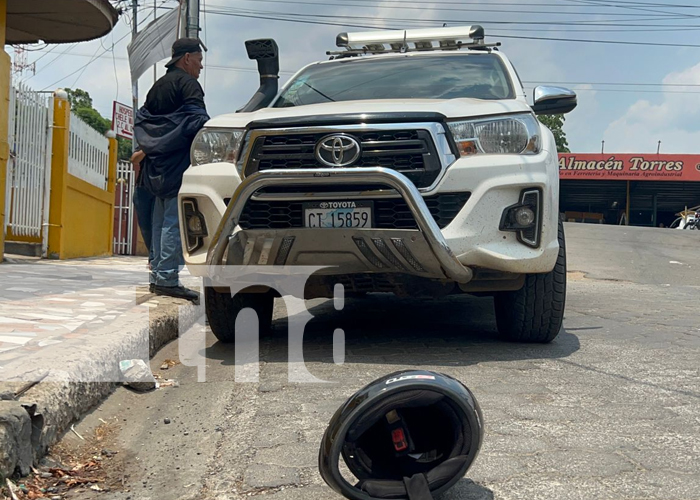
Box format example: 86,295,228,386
231,0,700,7
559,0,698,18
111,30,120,102
495,32,700,47
203,0,207,91
26,48,298,75
203,9,700,47
25,43,79,81
34,50,700,86
526,86,700,94
39,1,172,91
563,0,700,8
523,80,700,87
70,43,103,88
205,5,700,28
209,0,694,17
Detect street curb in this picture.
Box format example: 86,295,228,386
0,298,202,478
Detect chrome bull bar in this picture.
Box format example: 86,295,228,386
206,167,473,284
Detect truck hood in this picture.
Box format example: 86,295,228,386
206,98,532,128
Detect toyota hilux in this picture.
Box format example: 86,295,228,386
179,26,577,343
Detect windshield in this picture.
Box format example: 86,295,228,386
274,54,514,108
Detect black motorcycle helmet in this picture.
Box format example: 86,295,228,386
319,370,484,500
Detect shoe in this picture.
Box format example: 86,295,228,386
154,285,200,304
149,283,155,293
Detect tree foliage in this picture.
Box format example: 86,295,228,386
538,114,570,153
65,88,93,110
64,88,133,161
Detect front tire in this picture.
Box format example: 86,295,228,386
494,219,566,343
205,287,275,343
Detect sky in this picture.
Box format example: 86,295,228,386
10,0,700,154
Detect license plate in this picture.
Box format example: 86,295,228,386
303,201,373,228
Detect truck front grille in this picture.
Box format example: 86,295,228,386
237,193,470,230
244,129,443,188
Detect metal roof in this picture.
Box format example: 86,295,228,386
6,0,119,44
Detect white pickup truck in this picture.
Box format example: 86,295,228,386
178,26,577,344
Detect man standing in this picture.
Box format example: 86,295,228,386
134,38,209,302
130,149,155,291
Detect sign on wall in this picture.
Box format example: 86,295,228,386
559,154,700,182
112,101,133,140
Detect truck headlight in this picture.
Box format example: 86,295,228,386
191,128,245,167
447,113,541,157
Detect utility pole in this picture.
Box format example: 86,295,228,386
186,0,200,39
132,0,139,152
153,0,157,84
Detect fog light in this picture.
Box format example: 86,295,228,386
514,207,535,227
187,214,205,234
182,199,208,253
499,189,542,248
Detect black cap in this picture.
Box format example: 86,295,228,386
165,38,202,68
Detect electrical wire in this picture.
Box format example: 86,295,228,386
111,30,120,103
203,9,700,48
316,0,700,8
526,86,700,94
206,4,697,25
204,5,700,28
211,8,700,31
24,43,79,82
26,51,700,88
39,0,173,91
209,0,692,18
70,43,103,88
223,0,700,7
203,0,207,90
523,80,700,87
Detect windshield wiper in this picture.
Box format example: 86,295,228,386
303,82,335,102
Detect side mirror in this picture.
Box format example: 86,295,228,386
532,86,577,115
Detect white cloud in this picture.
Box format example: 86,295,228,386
602,60,700,154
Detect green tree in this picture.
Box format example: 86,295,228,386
64,88,133,160
538,114,570,153
118,137,133,160
65,88,93,109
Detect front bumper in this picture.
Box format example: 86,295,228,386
205,167,474,283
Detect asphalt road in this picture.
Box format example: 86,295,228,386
60,223,700,500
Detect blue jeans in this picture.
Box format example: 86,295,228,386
133,186,156,283
150,196,185,287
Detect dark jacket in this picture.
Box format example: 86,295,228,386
145,67,206,115
134,104,209,198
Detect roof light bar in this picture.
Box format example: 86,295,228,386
336,25,485,51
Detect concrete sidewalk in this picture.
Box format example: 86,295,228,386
0,255,202,478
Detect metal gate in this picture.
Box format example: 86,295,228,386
4,82,53,251
113,160,136,255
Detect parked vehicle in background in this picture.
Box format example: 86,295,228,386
670,206,700,229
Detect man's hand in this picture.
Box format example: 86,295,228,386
131,150,146,166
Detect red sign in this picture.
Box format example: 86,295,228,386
112,101,133,140
559,154,700,182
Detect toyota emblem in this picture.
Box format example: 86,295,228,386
315,134,361,167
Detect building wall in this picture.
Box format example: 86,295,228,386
0,0,9,261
